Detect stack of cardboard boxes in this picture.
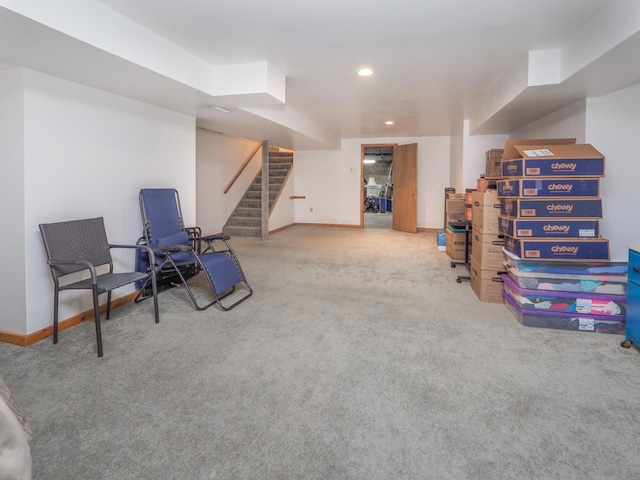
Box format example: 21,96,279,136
496,139,627,333
445,193,468,261
469,189,505,302
498,139,609,262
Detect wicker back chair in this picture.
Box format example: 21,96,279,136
39,217,159,357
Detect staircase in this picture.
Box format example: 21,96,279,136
223,150,293,237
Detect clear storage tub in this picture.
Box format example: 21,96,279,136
503,249,627,295
501,274,626,318
503,289,626,335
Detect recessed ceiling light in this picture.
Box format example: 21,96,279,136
357,68,374,77
385,121,394,125
363,159,376,164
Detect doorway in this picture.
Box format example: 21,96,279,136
362,144,395,229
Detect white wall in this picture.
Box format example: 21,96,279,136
269,163,296,232
15,69,196,335
462,120,508,190
293,148,356,225
509,100,587,142
586,83,640,260
195,129,261,235
0,69,27,334
294,136,451,229
449,130,464,193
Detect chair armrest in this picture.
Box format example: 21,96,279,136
150,244,193,253
201,234,230,243
109,244,156,268
48,259,98,283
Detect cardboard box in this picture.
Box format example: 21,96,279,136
465,191,474,204
477,178,498,192
500,198,602,219
501,144,605,178
447,213,467,226
498,217,599,239
472,189,499,207
446,225,470,261
471,190,500,233
504,237,610,261
469,255,506,304
497,178,600,198
485,149,504,178
471,231,506,269
445,197,465,214
501,138,576,162
465,206,473,222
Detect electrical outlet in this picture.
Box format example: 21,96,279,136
310,207,313,213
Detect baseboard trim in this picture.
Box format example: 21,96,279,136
292,222,361,229
0,291,139,347
271,223,439,232
268,223,296,235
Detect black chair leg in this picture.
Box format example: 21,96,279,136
92,286,103,357
106,291,112,320
53,290,59,345
151,271,159,324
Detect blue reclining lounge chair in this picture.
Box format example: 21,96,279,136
135,188,252,311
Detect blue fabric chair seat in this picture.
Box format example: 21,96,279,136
136,188,252,311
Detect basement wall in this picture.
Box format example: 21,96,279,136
586,83,640,260
294,136,451,230
506,91,639,260
3,68,196,336
195,129,261,236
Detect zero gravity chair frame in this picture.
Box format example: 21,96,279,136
135,188,252,311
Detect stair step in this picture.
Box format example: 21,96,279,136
239,199,261,208
244,191,277,200
224,150,293,236
233,207,261,218
255,173,289,179
226,216,262,227
252,185,286,191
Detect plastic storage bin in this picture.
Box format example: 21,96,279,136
503,248,627,274
502,248,627,294
437,230,446,251
503,289,625,334
501,274,626,317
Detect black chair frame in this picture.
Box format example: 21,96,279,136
39,217,159,357
135,188,252,311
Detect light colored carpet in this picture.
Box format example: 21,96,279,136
1,226,639,480
364,212,392,229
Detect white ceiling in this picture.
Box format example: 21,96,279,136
0,0,637,150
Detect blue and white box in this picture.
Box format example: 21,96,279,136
501,144,605,178
498,218,600,239
504,237,610,261
497,178,600,197
500,198,602,219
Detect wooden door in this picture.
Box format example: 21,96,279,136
392,143,418,233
